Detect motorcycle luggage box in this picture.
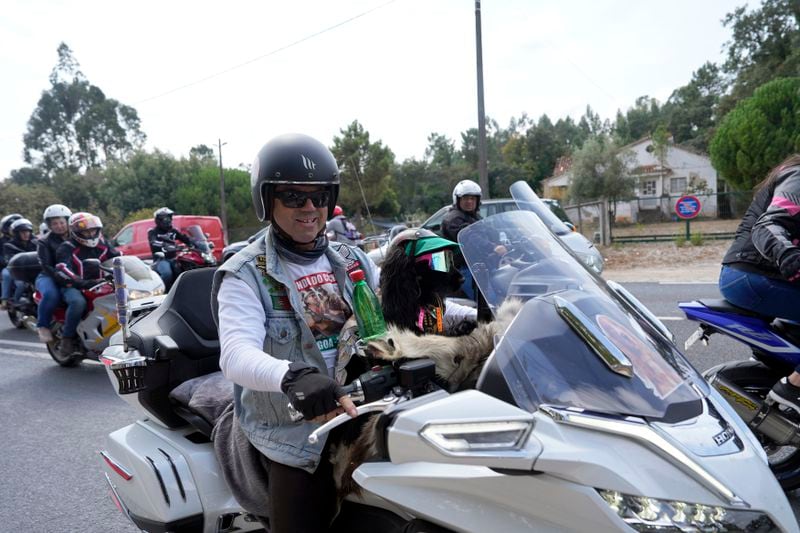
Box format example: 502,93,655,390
8,251,41,283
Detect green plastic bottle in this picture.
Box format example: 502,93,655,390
349,269,386,340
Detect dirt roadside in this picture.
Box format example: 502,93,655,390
599,240,730,283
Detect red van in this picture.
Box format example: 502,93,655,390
111,215,226,262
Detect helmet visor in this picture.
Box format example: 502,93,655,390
76,228,101,240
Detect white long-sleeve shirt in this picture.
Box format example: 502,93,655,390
217,275,290,392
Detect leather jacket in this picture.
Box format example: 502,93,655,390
54,238,120,288
148,226,192,259
722,165,800,279
37,232,67,278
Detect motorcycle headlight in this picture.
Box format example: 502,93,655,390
128,287,163,300
597,489,776,531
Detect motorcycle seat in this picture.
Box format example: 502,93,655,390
126,267,221,428
697,298,766,318
168,371,233,438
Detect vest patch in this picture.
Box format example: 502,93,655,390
256,255,292,311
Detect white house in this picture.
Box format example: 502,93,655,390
542,137,720,223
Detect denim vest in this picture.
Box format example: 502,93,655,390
211,226,378,472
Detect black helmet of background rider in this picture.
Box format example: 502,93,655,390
154,207,175,231
452,179,482,213
1,214,23,237
250,133,340,236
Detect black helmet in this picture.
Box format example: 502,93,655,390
10,218,34,238
250,133,340,222
1,213,22,236
154,207,174,230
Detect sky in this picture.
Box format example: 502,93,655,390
0,0,758,179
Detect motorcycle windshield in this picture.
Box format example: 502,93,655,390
459,190,706,421
186,225,210,252
103,255,153,282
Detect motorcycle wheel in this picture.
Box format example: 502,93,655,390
8,307,24,329
46,324,82,367
708,360,800,491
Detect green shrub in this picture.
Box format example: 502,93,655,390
690,232,704,246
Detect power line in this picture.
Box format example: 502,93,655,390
136,0,397,105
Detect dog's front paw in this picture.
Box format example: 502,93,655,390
365,337,397,360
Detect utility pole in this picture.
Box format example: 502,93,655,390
218,139,228,244
475,0,490,198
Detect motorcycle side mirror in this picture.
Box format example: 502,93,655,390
83,258,102,280
563,222,576,232
154,335,180,360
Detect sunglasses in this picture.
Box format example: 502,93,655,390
274,189,332,209
415,250,453,273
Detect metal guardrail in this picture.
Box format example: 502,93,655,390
612,232,736,244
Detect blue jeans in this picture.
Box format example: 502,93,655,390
61,287,87,338
35,274,62,328
458,265,475,300
1,267,25,302
155,259,175,287
719,265,800,322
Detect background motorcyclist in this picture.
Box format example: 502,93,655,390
211,133,378,531
718,155,800,412
325,205,363,245
1,218,37,310
148,207,193,288
0,213,23,301
35,204,72,343
54,212,119,357
440,180,507,299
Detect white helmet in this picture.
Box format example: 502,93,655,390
43,204,72,222
452,179,482,206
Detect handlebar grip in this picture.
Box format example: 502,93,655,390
286,380,360,422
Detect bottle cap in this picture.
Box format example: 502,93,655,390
349,269,365,282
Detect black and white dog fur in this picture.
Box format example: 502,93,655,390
329,239,523,497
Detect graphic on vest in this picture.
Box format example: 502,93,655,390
256,255,291,310
294,271,351,352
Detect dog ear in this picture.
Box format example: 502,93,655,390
379,247,420,330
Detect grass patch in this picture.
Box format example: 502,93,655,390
690,232,705,246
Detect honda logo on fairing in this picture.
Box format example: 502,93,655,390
301,155,316,170
713,427,734,446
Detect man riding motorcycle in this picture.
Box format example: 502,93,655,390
148,207,193,288
211,133,378,531
54,212,119,357
35,204,72,343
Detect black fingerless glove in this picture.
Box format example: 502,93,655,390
280,362,345,419
779,252,800,283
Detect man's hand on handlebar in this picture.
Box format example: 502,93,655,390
281,363,357,422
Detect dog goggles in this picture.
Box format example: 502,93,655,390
274,189,332,209
414,249,453,273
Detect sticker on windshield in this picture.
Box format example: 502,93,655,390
595,314,682,400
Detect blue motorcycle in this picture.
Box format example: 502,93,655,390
680,298,800,489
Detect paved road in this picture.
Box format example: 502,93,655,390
0,281,796,531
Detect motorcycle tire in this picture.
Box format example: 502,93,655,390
8,307,24,329
706,360,800,491
46,325,82,367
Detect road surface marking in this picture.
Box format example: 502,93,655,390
0,338,46,348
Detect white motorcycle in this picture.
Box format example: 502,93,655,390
45,255,166,367
98,184,798,532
